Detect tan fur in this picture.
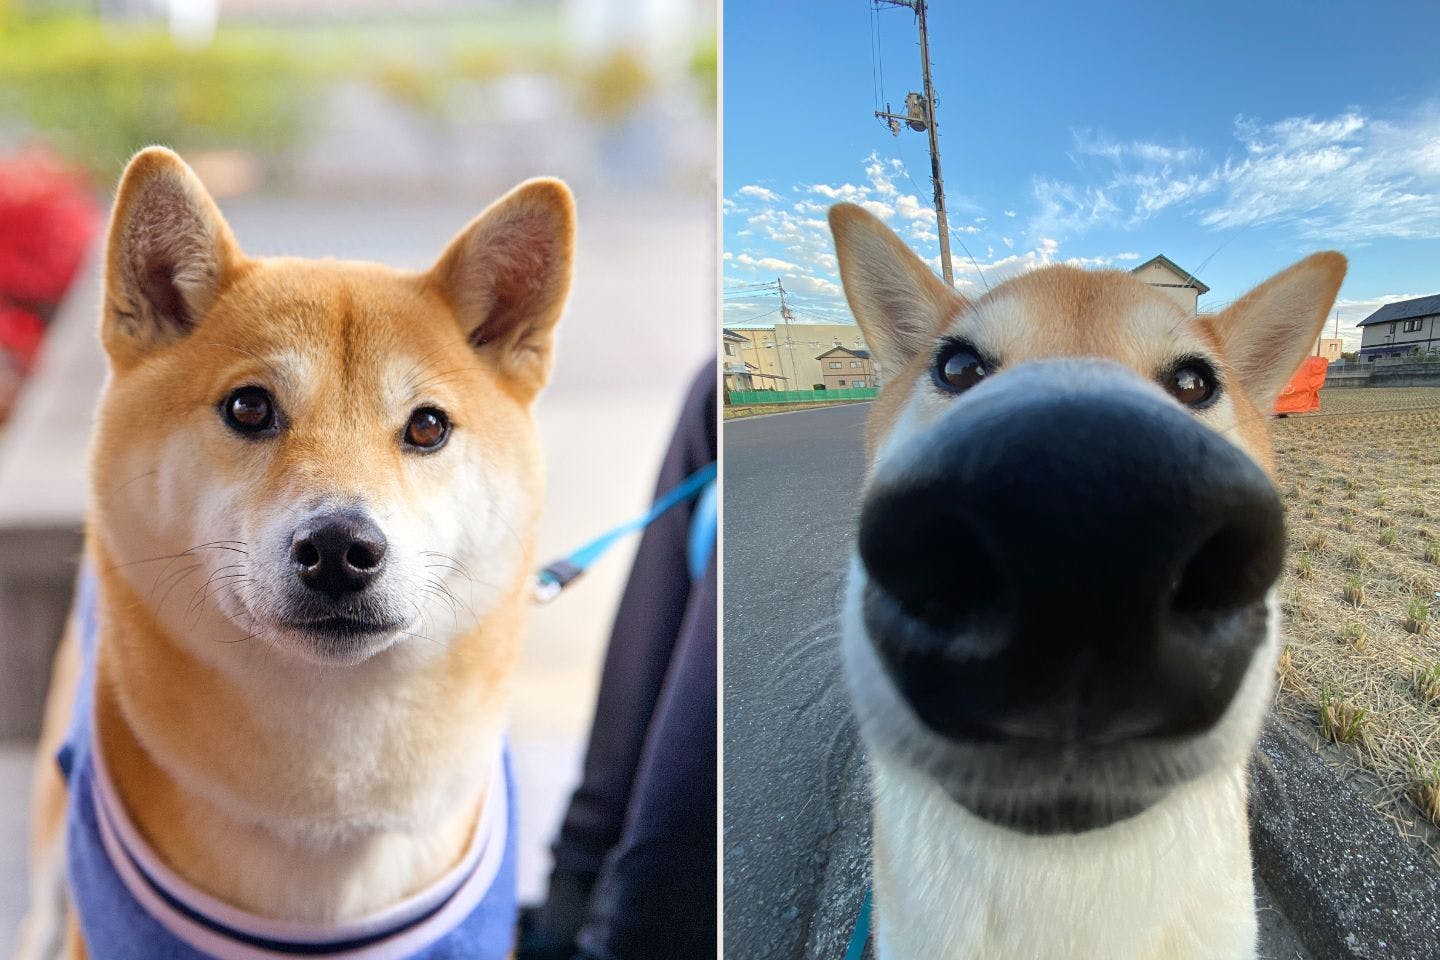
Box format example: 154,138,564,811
18,147,575,957
830,201,1344,959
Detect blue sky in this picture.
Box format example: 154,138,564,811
723,1,1440,348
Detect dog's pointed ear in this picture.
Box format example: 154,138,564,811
1208,252,1346,409
829,202,964,376
103,147,242,368
428,178,575,397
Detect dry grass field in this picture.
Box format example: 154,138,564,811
1271,386,1440,859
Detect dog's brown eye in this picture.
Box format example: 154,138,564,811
934,343,988,393
404,407,450,450
223,387,277,435
1165,362,1217,408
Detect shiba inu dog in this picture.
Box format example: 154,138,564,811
829,203,1344,959
15,147,574,959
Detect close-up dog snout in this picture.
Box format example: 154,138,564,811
859,359,1285,747
290,508,389,597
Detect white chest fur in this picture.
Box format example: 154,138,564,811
868,754,1258,960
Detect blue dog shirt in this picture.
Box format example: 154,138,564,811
59,570,519,959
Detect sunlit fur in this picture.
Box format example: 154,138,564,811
829,202,1345,960
19,147,574,956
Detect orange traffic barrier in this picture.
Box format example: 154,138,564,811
1274,355,1330,414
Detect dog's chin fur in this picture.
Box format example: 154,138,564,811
257,621,413,667
843,558,1278,957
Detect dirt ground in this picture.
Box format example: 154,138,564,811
1271,386,1440,860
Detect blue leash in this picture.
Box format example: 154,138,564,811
845,888,872,960
532,461,718,603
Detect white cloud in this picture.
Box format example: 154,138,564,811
1033,108,1440,243
724,153,1149,324
895,193,936,223
736,184,781,202
734,252,800,272
1003,210,1017,218
859,200,896,220
808,182,868,201
786,275,843,297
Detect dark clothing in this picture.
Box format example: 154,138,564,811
520,364,717,960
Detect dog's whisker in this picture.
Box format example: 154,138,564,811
152,563,204,614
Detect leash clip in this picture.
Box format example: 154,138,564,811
532,575,564,605
532,560,584,606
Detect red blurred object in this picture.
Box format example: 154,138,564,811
1274,355,1329,415
0,305,45,372
0,145,100,310
0,146,100,421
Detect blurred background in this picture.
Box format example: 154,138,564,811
0,0,715,949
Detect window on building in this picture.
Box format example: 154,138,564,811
828,361,842,368
1403,319,1423,333
850,360,861,367
838,379,846,386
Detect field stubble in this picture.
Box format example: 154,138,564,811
1273,387,1440,862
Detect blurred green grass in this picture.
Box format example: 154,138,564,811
0,8,716,187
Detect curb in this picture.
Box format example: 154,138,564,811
1250,715,1440,960
723,401,873,423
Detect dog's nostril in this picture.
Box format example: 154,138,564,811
345,541,383,571
292,540,321,569
1172,514,1286,615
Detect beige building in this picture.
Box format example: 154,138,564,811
723,329,788,391
1131,255,1209,314
1314,337,1344,362
817,347,876,389
722,322,871,390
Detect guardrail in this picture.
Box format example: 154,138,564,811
727,387,879,405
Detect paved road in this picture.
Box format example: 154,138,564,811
724,403,873,960
722,403,1310,960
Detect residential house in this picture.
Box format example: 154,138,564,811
722,329,761,390
723,322,871,389
1314,337,1344,363
1357,294,1440,361
817,347,876,389
1130,255,1209,314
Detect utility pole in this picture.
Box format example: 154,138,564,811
873,0,954,286
777,277,800,388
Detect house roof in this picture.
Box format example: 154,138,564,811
722,329,748,342
1357,294,1440,327
1130,254,1210,294
816,346,871,360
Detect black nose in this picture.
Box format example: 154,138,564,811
291,509,388,598
859,360,1285,746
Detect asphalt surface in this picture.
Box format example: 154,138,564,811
724,403,873,960
722,402,1310,960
